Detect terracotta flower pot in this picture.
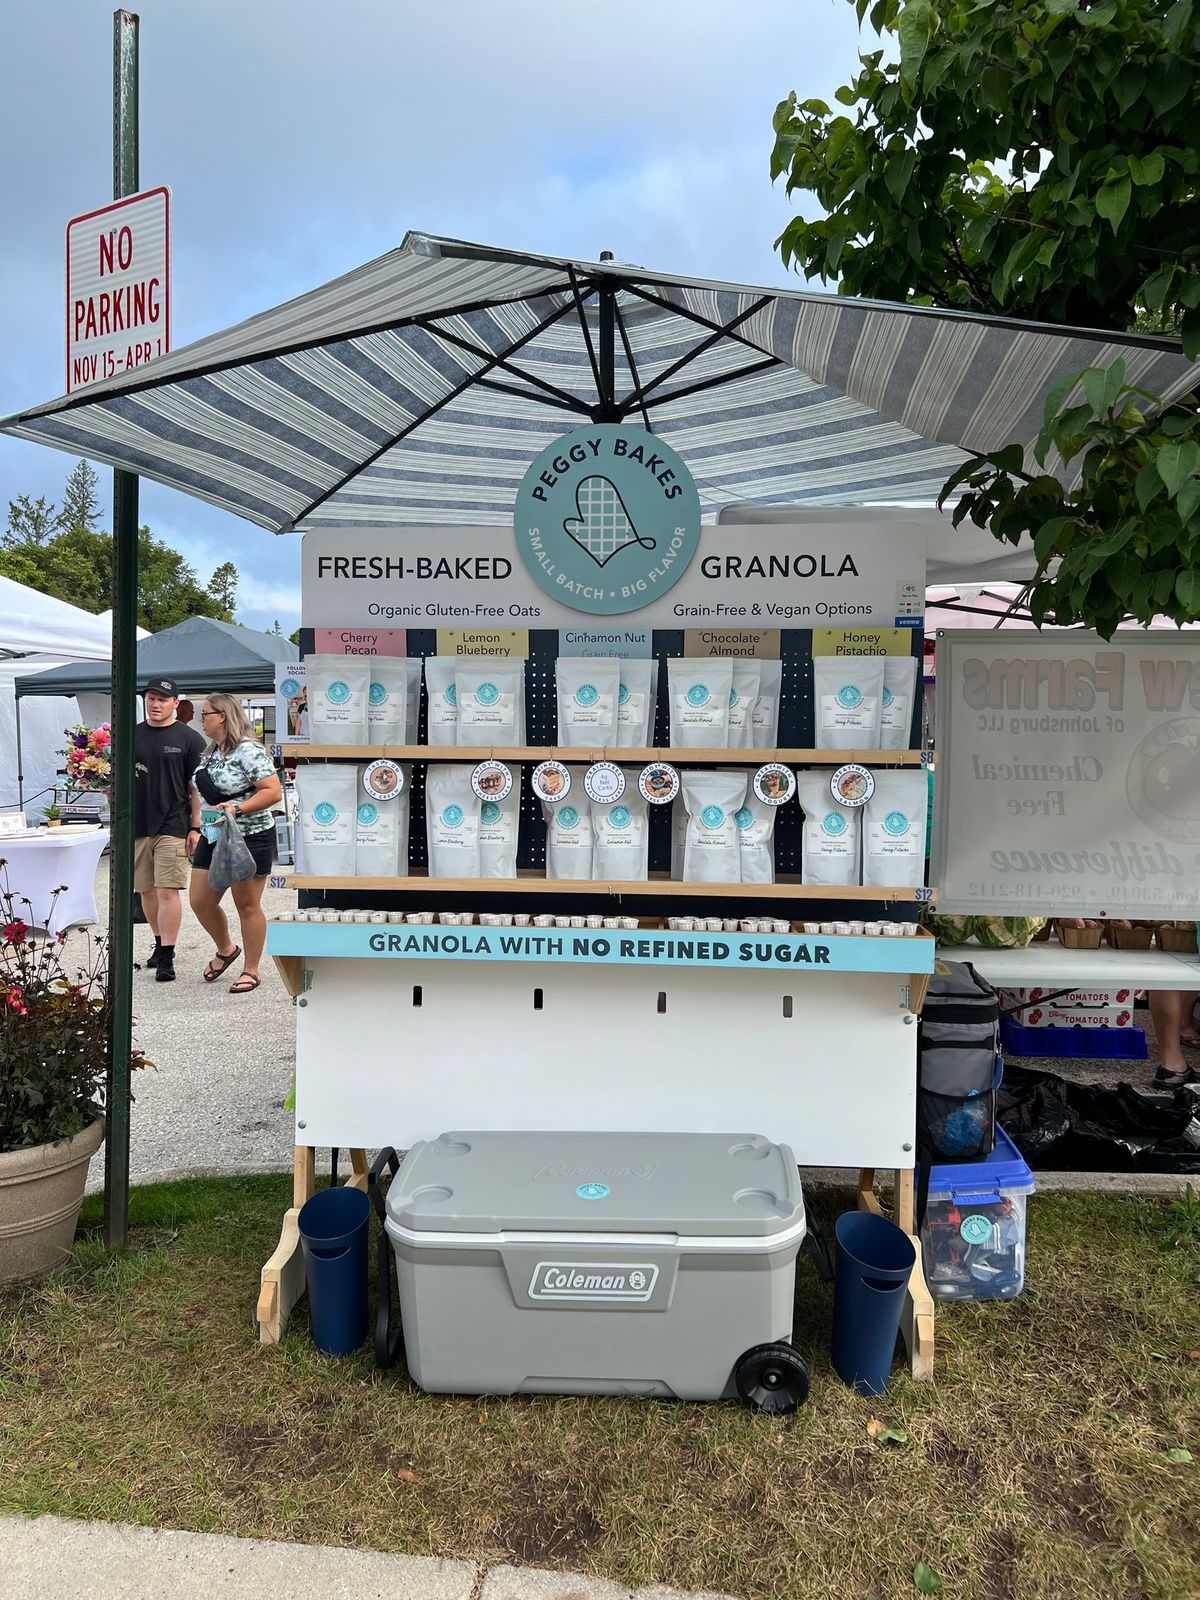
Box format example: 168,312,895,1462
0,1118,105,1283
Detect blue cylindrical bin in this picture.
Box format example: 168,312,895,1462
298,1186,370,1356
831,1211,916,1396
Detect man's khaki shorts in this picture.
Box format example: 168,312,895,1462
134,834,190,893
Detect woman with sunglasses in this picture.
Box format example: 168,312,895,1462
187,693,283,993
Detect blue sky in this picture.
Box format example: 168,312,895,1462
1,0,870,634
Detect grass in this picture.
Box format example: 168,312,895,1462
0,1178,1197,1600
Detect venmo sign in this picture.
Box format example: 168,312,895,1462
513,425,702,616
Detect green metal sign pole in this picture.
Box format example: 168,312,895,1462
104,8,140,1250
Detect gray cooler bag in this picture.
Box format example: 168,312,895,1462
370,1131,821,1412
917,960,1002,1166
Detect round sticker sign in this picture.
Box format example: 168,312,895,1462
362,759,405,801
471,759,513,802
513,424,701,616
829,764,875,808
638,762,679,805
531,760,571,803
584,761,626,804
752,763,796,807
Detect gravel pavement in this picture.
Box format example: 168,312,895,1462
81,857,298,1191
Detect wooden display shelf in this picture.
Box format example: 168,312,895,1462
289,870,935,903
279,743,928,766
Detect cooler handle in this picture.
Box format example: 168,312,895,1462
368,1147,404,1370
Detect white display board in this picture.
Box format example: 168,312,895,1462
932,630,1200,917
301,521,926,632
293,959,917,1169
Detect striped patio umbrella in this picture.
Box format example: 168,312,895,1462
3,231,1196,539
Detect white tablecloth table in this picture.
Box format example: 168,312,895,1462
0,827,110,934
938,941,1200,998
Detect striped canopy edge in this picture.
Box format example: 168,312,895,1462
2,230,1195,535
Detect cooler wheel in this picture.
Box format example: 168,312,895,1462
734,1342,811,1414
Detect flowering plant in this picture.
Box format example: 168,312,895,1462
0,864,149,1153
61,720,112,794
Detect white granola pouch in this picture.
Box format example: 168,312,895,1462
456,657,525,744
425,764,481,877
681,770,747,884
668,658,733,748
556,657,619,747
423,657,460,747
812,657,884,750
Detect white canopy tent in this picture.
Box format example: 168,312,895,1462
0,575,113,812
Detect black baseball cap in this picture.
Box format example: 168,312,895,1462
145,676,179,697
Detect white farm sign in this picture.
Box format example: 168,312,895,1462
932,630,1200,918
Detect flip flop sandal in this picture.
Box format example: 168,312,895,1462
203,945,241,983
229,973,261,993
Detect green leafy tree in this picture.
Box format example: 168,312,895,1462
771,0,1199,341
770,0,1200,632
58,458,103,535
4,494,59,547
206,560,238,622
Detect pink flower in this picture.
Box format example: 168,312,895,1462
3,920,27,945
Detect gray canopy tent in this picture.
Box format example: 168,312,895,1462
11,614,297,816
14,614,298,698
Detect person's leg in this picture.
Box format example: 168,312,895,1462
155,887,183,945
188,868,240,978
1179,990,1200,1045
134,839,162,964
151,838,190,981
1149,989,1188,1077
229,873,268,987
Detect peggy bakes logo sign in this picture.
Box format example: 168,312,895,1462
514,425,701,616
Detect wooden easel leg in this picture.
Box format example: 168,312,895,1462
346,1148,369,1191
856,1167,884,1217
896,1169,935,1381
256,1146,317,1346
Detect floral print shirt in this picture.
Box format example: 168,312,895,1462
194,741,276,835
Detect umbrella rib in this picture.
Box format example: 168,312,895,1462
634,355,784,413
619,284,775,358
419,321,592,412
627,296,775,407
9,283,580,424
613,299,652,432
566,267,604,406
287,295,580,527
472,375,587,414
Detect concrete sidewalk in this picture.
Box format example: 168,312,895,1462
0,1515,733,1600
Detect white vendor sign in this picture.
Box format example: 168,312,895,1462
301,521,925,632
66,187,171,392
932,630,1200,918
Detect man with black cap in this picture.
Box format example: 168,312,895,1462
135,677,206,981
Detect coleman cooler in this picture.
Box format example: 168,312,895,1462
373,1131,814,1412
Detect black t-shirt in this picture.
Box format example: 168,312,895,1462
134,721,207,839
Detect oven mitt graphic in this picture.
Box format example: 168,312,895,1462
563,475,657,567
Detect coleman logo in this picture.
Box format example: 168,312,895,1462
528,1262,659,1302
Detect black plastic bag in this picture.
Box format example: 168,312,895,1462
999,1063,1200,1172
208,821,256,891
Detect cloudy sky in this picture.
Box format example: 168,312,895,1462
1,0,870,633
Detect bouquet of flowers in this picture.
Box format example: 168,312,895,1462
61,721,112,794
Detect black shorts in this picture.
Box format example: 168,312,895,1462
191,828,276,878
